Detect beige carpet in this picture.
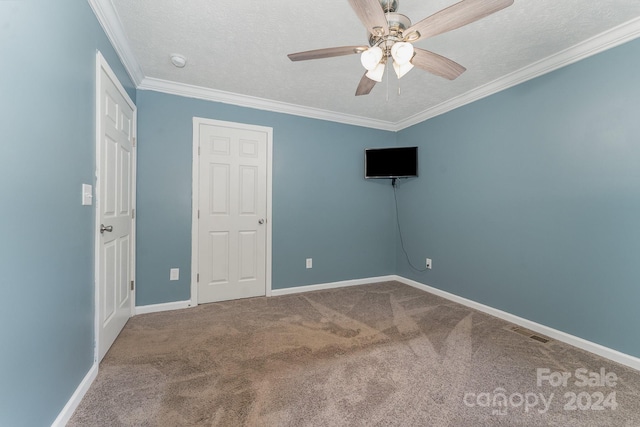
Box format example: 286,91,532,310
69,281,640,426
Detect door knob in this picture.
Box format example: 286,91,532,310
258,219,265,225
100,224,113,234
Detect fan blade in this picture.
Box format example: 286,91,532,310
404,0,513,42
288,46,366,61
355,72,377,96
412,48,466,80
348,0,389,36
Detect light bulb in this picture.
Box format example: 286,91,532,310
360,46,383,71
393,60,414,79
366,62,386,82
391,42,414,65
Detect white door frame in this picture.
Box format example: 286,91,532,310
191,117,273,304
94,51,137,362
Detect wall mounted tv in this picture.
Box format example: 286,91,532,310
365,146,418,179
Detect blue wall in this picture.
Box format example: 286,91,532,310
0,1,134,425
2,1,639,423
135,91,396,305
396,38,640,357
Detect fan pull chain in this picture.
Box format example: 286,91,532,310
385,60,389,102
385,0,389,102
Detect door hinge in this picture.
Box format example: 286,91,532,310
197,273,199,282
198,146,200,155
132,208,135,219
130,280,135,291
198,209,200,219
133,137,136,147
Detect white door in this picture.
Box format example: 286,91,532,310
195,120,271,303
96,53,136,361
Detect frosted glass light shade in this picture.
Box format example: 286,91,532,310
391,42,414,65
366,62,385,82
360,46,383,71
393,60,414,79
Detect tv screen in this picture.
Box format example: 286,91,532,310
365,146,418,179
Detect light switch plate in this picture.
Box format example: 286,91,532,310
170,268,179,281
82,184,93,206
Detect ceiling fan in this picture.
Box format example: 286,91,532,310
287,0,514,96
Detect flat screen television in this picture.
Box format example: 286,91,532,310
365,146,418,179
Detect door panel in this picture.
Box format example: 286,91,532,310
239,166,257,214
211,163,230,214
210,231,230,285
119,236,130,306
239,231,257,281
103,240,117,323
119,147,131,214
104,137,118,215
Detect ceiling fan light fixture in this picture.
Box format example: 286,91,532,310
287,0,514,96
391,42,414,65
366,61,385,82
360,46,383,71
393,60,413,79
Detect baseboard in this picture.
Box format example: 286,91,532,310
270,275,397,297
129,276,640,371
137,277,395,311
48,275,639,426
135,300,194,315
50,362,98,427
394,275,640,372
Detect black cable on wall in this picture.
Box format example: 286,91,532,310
392,180,427,273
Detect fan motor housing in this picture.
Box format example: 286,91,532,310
368,13,411,47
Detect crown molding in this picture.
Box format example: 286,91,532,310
138,77,398,131
91,0,640,132
88,0,144,86
395,16,640,131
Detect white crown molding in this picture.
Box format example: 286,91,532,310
395,16,640,131
88,0,144,86
91,0,640,131
140,12,640,132
138,77,398,131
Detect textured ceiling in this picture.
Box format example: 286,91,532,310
108,0,640,126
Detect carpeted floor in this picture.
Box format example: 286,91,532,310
69,281,640,426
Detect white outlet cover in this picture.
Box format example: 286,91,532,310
170,268,180,280
306,258,312,269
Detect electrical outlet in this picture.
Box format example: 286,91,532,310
306,258,313,269
426,258,432,270
170,268,179,280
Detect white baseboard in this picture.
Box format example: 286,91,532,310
53,274,639,427
394,275,640,372
270,275,397,297
135,300,194,315
51,362,98,427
